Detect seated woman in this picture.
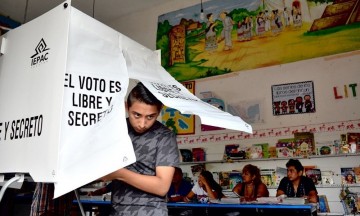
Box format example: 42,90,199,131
233,164,269,202
184,170,224,203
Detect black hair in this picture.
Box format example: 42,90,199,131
286,159,304,172
127,82,163,111
200,170,224,199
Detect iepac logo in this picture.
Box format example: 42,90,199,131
31,38,50,67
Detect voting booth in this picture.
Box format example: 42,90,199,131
0,0,251,199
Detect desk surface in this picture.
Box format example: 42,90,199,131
75,199,316,210
74,200,317,216
167,202,316,210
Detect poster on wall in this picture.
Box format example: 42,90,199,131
271,81,315,115
161,81,195,135
157,0,360,82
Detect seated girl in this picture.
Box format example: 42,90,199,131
233,164,269,202
184,170,224,203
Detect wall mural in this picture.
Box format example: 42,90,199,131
157,0,360,81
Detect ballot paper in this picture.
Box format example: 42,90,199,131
121,37,252,134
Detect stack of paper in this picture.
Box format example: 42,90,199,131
256,197,281,204
282,197,307,204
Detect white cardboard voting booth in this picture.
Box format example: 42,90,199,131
0,0,252,199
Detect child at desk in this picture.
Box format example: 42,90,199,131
184,170,224,203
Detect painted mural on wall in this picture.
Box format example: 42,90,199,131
157,0,360,82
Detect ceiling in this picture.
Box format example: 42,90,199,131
0,0,168,26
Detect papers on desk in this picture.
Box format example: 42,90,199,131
210,198,241,204
256,197,282,204
211,196,308,205
211,197,279,204
257,196,307,204
282,197,308,204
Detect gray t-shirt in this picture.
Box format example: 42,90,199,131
110,119,179,216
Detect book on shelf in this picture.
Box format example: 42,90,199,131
341,167,356,184
339,134,350,154
318,195,330,213
303,165,316,173
305,168,322,185
276,138,295,158
339,133,360,154
354,167,360,183
275,167,287,186
294,132,315,157
268,146,277,158
179,149,193,162
219,171,230,190
356,193,360,214
229,171,242,190
260,169,276,187
321,170,334,185
248,145,263,159
251,143,269,159
347,132,360,154
315,141,336,156
192,147,205,162
223,144,246,161
340,190,360,214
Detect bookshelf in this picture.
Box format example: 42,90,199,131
179,151,360,214
179,152,360,165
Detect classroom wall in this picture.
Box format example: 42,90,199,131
179,53,360,213
108,0,360,213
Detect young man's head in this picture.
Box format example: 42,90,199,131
126,82,163,134
286,159,304,182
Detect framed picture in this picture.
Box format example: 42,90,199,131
318,195,330,213
271,81,315,116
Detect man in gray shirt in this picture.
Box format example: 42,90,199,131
102,82,179,216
